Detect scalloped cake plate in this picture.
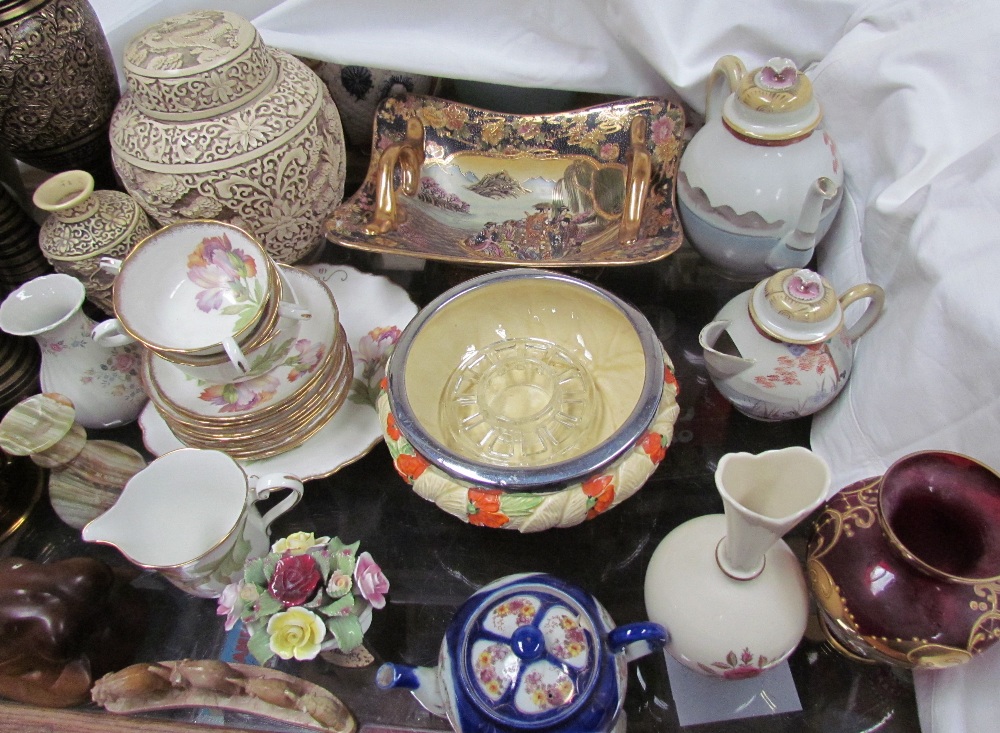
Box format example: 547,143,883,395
139,264,418,481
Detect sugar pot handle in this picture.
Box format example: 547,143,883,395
608,621,669,662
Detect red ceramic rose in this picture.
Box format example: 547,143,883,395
269,553,322,607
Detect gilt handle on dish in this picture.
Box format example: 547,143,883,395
620,115,651,246
365,116,426,235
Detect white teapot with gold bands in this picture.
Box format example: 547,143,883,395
699,268,884,421
678,56,844,280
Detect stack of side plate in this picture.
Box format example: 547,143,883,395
140,267,351,461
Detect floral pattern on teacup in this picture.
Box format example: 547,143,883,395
195,337,326,413
186,233,263,332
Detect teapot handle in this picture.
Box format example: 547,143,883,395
608,621,668,662
839,283,885,341
705,55,746,122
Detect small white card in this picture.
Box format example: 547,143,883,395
664,652,802,726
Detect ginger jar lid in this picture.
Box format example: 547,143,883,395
749,268,843,344
451,574,605,729
723,57,822,142
122,10,277,121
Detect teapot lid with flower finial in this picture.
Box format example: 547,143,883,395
748,268,844,344
718,56,822,142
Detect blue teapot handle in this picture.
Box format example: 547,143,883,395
608,622,669,661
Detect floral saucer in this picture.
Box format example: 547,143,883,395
139,264,418,480
326,95,685,267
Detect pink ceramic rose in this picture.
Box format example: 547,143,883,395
353,551,389,609
269,554,322,607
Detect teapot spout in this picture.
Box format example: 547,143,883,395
376,663,447,718
699,321,754,378
765,176,839,271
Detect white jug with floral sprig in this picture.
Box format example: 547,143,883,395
0,274,146,428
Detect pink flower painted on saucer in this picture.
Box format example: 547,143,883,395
199,373,280,412
285,338,325,382
186,233,263,331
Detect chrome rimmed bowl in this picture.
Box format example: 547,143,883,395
379,268,680,531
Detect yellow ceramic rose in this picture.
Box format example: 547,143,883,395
271,531,329,555
266,607,326,660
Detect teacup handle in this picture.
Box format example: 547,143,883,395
92,318,136,348
839,283,885,341
250,472,304,531
608,621,669,662
277,301,312,321
222,337,251,374
98,256,123,276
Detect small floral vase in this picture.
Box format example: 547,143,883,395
0,274,146,429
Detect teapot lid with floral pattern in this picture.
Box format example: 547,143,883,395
748,268,844,345
377,572,666,732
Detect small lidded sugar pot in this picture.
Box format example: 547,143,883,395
678,56,843,279
376,572,666,733
699,268,884,421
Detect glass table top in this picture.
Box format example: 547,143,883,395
0,243,920,732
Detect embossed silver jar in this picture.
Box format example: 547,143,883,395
109,10,347,264
33,170,154,315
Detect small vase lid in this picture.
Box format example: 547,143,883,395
122,10,277,121
723,57,822,142
451,574,604,728
748,268,843,344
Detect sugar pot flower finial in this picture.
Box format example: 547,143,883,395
217,532,389,663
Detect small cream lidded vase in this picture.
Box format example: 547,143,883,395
678,56,843,279
33,170,154,315
109,10,347,264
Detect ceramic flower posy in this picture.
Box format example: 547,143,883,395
217,532,389,664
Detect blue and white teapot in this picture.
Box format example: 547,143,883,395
377,573,666,733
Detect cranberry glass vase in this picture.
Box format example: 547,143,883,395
808,450,1000,669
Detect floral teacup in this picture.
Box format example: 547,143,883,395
92,220,280,370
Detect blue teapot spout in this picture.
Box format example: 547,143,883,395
766,176,838,272
376,662,447,718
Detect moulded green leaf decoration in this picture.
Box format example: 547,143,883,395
244,557,267,586
256,593,284,618
320,594,355,617
248,630,274,663
326,614,363,653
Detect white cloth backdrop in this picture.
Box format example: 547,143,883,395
89,1,1000,730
